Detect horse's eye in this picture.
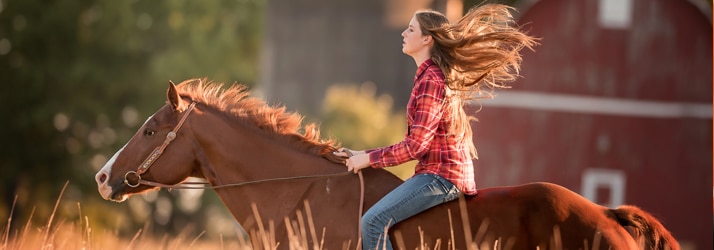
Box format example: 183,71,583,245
144,129,156,136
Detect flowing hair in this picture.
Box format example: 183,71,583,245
416,4,539,159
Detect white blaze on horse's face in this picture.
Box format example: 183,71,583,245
95,144,127,201
95,115,153,202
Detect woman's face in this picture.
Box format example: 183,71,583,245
401,15,429,57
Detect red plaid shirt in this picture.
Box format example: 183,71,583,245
367,59,477,195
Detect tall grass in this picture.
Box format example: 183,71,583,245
1,182,248,250
0,182,356,250
2,183,587,250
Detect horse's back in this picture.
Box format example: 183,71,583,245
392,182,638,249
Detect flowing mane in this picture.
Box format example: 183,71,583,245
174,78,344,163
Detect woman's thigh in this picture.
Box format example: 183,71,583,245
364,174,461,225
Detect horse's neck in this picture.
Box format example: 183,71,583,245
192,110,336,179
189,108,410,241
190,110,347,222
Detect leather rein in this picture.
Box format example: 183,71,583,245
121,101,365,244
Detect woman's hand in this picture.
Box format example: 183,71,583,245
345,153,371,173
333,148,370,173
333,148,365,158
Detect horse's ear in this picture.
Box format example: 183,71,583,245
167,81,186,111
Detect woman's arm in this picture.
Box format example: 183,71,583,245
368,68,446,168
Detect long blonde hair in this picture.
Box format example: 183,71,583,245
416,4,538,159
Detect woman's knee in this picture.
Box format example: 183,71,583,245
361,211,391,231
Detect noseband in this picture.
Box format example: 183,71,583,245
124,102,197,188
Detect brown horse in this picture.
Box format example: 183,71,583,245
95,79,678,250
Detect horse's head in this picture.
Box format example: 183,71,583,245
95,82,198,202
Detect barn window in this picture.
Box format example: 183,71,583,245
598,0,633,29
581,168,626,208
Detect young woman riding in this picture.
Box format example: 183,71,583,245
335,4,538,249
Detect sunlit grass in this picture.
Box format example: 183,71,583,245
2,182,605,250
1,182,248,250
0,195,560,250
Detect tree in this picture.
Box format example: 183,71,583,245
0,0,264,237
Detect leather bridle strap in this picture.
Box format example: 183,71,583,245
357,170,365,249
124,102,197,187
344,150,365,249
137,172,352,189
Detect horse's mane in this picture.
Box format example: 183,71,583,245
174,78,345,163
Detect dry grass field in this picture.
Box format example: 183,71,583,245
2,183,611,250
1,183,250,250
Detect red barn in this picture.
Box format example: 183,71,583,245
471,0,712,249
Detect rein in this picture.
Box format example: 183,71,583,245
140,170,366,248
122,101,365,245
136,171,353,190
138,162,366,248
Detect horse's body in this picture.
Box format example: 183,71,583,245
95,80,678,249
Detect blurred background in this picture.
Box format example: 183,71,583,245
0,0,711,249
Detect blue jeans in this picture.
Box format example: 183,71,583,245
361,173,461,250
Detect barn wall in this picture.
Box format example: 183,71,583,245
258,0,457,115
258,0,713,248
474,0,712,248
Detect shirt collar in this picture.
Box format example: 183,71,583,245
415,58,436,80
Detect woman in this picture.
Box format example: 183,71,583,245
335,4,537,249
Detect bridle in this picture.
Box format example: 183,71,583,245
120,101,365,245
123,101,197,188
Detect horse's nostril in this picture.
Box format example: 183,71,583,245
97,172,108,184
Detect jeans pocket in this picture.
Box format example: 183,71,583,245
444,186,461,202
431,175,461,202
445,186,461,202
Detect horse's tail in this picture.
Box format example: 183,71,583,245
610,205,679,250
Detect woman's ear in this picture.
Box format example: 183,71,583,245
422,35,433,46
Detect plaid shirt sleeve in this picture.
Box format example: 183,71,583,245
368,64,445,168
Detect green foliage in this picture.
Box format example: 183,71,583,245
0,0,264,237
319,82,415,180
